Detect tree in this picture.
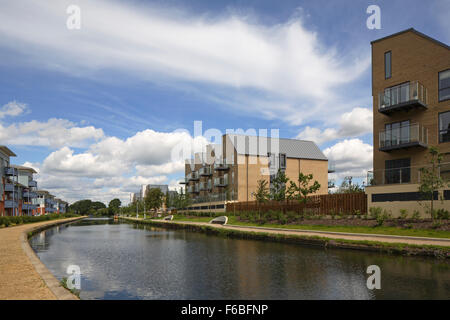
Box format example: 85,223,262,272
145,188,164,212
252,179,270,218
109,198,121,211
270,169,289,201
286,172,321,204
337,177,364,194
418,147,449,221
164,192,170,210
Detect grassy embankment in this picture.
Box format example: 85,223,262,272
163,215,450,239
0,213,81,228
124,217,450,258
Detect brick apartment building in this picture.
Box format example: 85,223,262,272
181,134,331,212
366,28,450,216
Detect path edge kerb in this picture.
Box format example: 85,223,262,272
21,216,86,300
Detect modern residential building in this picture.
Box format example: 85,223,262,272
1,145,68,216
1,146,18,216
12,165,38,216
366,28,450,215
141,184,169,198
34,190,58,215
180,134,330,212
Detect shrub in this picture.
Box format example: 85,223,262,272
369,207,382,219
435,209,449,220
412,210,421,220
375,210,391,226
399,209,408,220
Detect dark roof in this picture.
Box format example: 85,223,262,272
225,134,328,161
371,28,449,50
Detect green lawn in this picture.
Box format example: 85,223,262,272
169,215,450,239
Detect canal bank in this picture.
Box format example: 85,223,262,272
121,217,450,259
0,216,85,300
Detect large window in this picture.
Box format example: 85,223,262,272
384,120,410,147
384,51,391,79
439,69,450,102
385,158,410,184
439,111,450,143
279,153,286,169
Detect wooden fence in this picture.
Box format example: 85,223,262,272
226,193,367,215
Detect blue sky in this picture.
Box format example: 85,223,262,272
0,0,448,204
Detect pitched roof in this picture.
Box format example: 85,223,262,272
11,165,37,174
225,134,327,161
371,28,449,50
0,146,17,157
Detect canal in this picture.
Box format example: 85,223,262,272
29,218,450,300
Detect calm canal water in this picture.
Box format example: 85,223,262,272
29,218,450,300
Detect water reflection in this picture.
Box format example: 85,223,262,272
29,219,450,300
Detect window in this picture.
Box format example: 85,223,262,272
384,120,410,146
439,111,450,143
439,69,450,101
279,154,286,169
384,51,391,79
385,158,410,184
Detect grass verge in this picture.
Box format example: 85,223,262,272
121,217,450,259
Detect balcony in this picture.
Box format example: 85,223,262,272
4,200,18,208
22,204,37,211
187,185,199,193
378,81,427,115
187,172,199,181
199,182,212,191
379,123,428,152
179,177,189,184
328,161,335,173
23,191,38,198
28,180,37,188
213,162,230,171
4,167,18,176
214,176,228,187
199,166,212,176
46,207,57,213
367,162,450,186
4,183,18,193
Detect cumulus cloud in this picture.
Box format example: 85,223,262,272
0,118,105,148
323,139,373,180
0,101,29,118
0,0,370,124
296,107,372,145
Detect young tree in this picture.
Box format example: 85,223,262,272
418,147,449,221
270,169,289,201
252,179,270,218
287,172,321,204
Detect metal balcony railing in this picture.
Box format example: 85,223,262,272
4,167,18,176
199,166,212,176
28,180,38,188
4,200,18,208
328,161,336,173
214,176,228,187
23,191,38,198
367,162,450,186
378,81,427,114
187,172,199,181
379,123,428,151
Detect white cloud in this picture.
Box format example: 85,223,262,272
0,101,29,118
0,0,370,124
0,118,105,148
323,139,373,180
296,107,372,145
